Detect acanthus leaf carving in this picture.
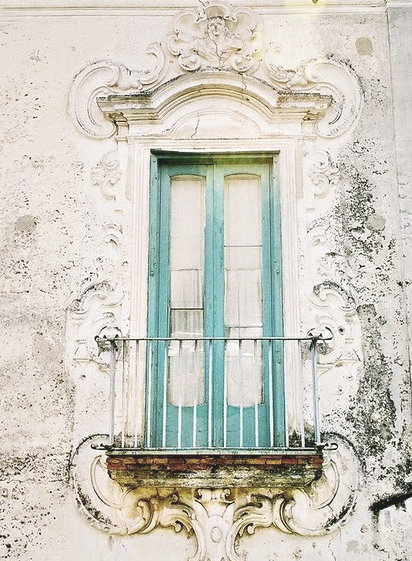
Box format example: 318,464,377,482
168,1,262,73
264,50,363,138
69,44,166,138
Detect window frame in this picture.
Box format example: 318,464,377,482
146,152,286,449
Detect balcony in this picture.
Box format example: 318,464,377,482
95,333,329,488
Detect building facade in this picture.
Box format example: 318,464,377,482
1,0,412,559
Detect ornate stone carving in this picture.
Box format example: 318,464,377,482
91,152,122,200
96,71,331,140
67,191,124,370
300,143,363,424
71,435,128,534
103,222,122,253
69,44,166,138
303,206,363,429
168,0,262,73
306,217,361,363
69,282,124,372
264,50,363,138
307,150,340,198
69,4,361,140
72,436,357,561
122,490,197,538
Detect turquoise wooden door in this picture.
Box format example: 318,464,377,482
147,154,284,449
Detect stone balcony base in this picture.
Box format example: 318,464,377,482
106,450,323,488
72,435,356,561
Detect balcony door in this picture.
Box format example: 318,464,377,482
147,154,284,449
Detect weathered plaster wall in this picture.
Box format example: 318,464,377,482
1,1,412,560
388,3,412,362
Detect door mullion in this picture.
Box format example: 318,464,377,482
211,165,225,447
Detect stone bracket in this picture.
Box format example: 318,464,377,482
71,435,358,561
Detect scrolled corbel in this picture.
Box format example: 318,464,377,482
69,62,121,139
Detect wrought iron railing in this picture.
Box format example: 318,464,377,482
96,333,331,452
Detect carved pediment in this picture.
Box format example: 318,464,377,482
69,2,363,140
95,71,332,138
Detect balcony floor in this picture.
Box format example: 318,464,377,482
105,449,323,488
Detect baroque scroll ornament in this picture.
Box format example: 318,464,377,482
68,215,124,372
308,151,340,198
264,48,363,138
91,151,122,200
69,44,167,138
69,2,362,139
168,0,262,73
72,436,357,561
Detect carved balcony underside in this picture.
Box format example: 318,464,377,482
71,435,358,561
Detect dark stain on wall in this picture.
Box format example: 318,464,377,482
346,304,396,465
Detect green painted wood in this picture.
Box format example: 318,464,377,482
270,158,286,446
263,156,285,446
147,154,284,449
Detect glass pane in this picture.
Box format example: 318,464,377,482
225,175,262,247
170,175,205,270
170,309,203,338
225,328,262,407
169,175,205,406
168,338,204,406
170,269,203,309
225,269,262,327
224,174,263,407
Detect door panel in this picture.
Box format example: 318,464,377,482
147,156,284,449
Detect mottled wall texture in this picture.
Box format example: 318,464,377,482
1,1,412,560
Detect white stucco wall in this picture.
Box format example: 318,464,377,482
388,2,412,356
1,1,412,560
